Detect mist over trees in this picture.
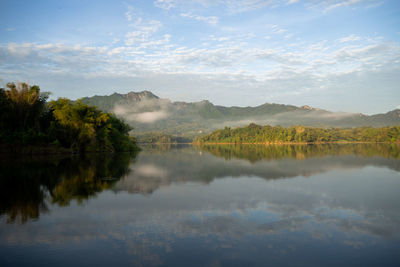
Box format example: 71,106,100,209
80,91,400,140
0,82,137,153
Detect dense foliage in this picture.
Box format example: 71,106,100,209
196,123,400,144
0,82,138,153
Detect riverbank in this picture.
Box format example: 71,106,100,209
0,144,140,155
193,141,400,145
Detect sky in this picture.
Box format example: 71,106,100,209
0,0,399,114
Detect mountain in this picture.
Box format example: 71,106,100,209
81,91,400,140
81,91,159,111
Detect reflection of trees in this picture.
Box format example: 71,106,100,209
113,144,400,195
2,144,400,223
197,143,400,163
50,153,134,206
0,152,136,223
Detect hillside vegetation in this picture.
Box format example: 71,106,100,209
0,83,138,153
81,91,400,140
195,123,400,144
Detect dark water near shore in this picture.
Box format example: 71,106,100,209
1,144,400,266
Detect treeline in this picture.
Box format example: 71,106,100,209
136,132,192,144
0,82,138,153
195,123,400,144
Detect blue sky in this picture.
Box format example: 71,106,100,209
0,0,399,114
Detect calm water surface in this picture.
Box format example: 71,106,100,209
1,144,400,266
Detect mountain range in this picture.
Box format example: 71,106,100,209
81,91,400,140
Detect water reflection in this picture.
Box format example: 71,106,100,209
197,143,400,162
1,144,400,266
113,143,400,194
0,152,136,223
2,144,400,222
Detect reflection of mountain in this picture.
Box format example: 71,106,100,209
2,145,400,266
2,144,400,223
0,153,136,223
114,144,400,194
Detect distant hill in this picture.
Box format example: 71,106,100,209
80,91,400,140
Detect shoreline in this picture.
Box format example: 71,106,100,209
1,141,398,155
0,144,140,155
193,141,400,145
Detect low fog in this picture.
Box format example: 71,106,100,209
113,98,171,124
110,96,380,136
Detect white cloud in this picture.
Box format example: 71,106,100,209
308,0,378,11
125,19,163,46
268,24,287,35
284,33,293,39
153,0,277,13
153,0,380,13
0,0,395,114
125,6,134,21
180,13,219,25
326,0,363,10
338,34,361,43
218,0,275,13
154,0,177,10
2,37,399,81
1,27,399,113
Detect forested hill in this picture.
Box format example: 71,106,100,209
81,91,400,139
195,124,400,144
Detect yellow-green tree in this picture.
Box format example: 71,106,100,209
50,99,111,152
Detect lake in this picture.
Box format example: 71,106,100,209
1,144,400,266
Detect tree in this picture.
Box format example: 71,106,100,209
50,99,110,152
4,82,49,131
